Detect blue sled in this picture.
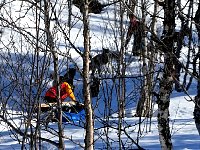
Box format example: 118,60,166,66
62,109,85,122
55,103,85,122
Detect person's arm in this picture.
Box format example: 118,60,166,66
64,82,76,101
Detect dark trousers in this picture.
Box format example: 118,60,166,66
44,96,57,103
125,26,134,48
195,122,200,135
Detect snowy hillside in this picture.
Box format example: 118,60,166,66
0,0,200,149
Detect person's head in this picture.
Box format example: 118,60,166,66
49,71,55,80
129,13,135,19
102,48,109,54
52,80,57,86
52,77,64,86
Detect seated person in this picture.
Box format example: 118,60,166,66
44,81,76,105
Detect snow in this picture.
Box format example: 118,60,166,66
0,0,200,149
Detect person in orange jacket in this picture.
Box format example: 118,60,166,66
44,81,76,104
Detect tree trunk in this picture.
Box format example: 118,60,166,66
83,0,94,150
44,0,65,149
68,0,72,29
194,0,200,134
175,0,192,92
136,0,152,118
157,0,175,149
118,2,125,149
34,1,42,148
158,62,173,150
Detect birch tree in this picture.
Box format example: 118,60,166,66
43,0,65,149
157,0,175,149
82,0,94,149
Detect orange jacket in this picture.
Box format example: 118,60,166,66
45,82,76,101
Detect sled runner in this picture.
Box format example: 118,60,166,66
39,101,77,112
36,102,85,123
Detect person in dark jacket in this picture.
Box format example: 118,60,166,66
49,68,76,91
60,68,76,89
125,14,140,48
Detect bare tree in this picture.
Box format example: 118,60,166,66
193,0,200,135
43,0,65,149
174,0,191,92
0,0,81,149
157,0,176,149
82,0,94,149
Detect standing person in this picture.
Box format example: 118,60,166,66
44,81,76,105
60,68,76,90
194,95,200,135
49,67,76,91
124,13,140,48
